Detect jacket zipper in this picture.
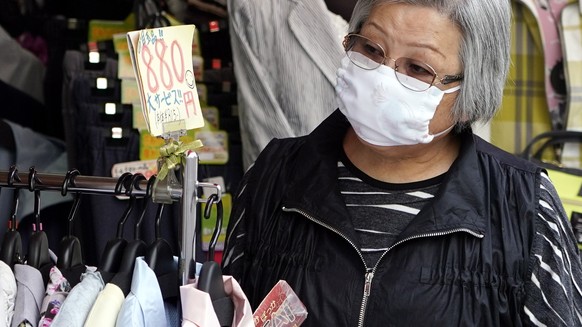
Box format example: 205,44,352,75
282,207,371,327
360,269,374,327
282,206,485,327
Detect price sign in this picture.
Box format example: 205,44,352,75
127,24,204,137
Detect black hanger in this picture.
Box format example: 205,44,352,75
197,194,233,327
117,174,149,273
110,173,149,295
56,169,85,287
98,172,133,279
0,166,23,269
204,193,223,262
145,176,179,300
26,167,53,286
26,167,51,268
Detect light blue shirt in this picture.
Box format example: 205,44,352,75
115,257,166,327
50,268,103,327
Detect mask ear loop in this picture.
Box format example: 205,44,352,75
430,124,456,139
441,84,461,94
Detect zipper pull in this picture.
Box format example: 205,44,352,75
364,269,374,297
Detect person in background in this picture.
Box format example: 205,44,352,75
221,0,582,326
227,0,356,170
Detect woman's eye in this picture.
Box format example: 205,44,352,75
363,43,382,57
408,63,431,76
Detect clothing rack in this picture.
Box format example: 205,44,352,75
0,150,219,284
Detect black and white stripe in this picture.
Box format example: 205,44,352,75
523,172,582,326
222,165,582,326
337,160,441,268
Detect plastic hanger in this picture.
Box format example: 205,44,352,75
0,165,23,269
116,173,148,274
98,172,133,277
26,167,53,286
57,169,84,269
197,194,233,327
197,260,233,327
145,173,178,299
56,169,85,287
111,173,149,296
203,193,223,262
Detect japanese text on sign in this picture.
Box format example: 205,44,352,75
127,24,204,137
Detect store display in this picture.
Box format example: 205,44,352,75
1,0,581,326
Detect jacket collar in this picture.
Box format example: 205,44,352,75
282,109,488,241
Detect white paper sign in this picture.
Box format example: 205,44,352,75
127,24,204,137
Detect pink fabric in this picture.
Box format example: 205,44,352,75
516,0,570,130
17,32,48,65
180,276,254,327
39,266,71,327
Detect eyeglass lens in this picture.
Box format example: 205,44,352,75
345,34,437,91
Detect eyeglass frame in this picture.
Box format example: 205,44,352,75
343,33,464,91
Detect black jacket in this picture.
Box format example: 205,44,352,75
222,110,542,326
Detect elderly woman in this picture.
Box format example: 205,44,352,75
222,0,582,326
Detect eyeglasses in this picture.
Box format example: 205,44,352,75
343,34,464,92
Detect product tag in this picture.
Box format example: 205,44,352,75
253,280,308,327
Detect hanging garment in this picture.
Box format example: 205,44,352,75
81,127,140,264
61,51,118,169
227,0,347,169
115,257,167,327
38,267,72,327
0,80,49,136
50,269,103,327
83,283,125,327
0,120,70,238
69,75,122,172
180,276,253,327
0,26,45,104
0,260,17,327
75,102,133,130
61,60,143,265
11,264,45,327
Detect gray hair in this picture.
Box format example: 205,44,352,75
348,0,511,129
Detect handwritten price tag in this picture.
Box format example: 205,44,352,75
127,24,204,137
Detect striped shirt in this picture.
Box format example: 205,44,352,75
337,159,442,268
337,157,582,326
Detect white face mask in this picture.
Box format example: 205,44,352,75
336,54,459,147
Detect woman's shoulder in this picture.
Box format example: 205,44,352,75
473,135,540,174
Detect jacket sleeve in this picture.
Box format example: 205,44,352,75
523,171,582,326
221,165,253,279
